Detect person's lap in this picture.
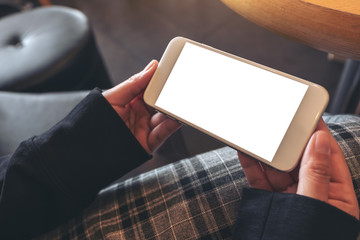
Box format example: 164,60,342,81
37,115,360,239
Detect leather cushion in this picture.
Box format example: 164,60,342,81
0,90,88,156
0,6,90,91
0,4,19,19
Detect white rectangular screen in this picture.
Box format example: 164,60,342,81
155,42,308,162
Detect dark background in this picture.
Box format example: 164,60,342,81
0,0,344,170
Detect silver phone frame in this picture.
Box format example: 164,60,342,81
144,37,329,171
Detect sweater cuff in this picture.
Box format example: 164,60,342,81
32,88,151,199
234,188,360,240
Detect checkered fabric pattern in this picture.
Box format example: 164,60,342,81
37,115,360,240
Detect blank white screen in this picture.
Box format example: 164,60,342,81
155,43,308,161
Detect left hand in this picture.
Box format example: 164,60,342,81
103,60,182,154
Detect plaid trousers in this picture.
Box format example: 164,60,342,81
38,115,360,239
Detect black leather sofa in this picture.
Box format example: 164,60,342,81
0,6,112,156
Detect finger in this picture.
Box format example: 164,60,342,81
146,105,157,116
130,97,152,124
237,152,273,191
260,164,297,193
297,130,331,202
317,119,352,183
150,112,169,128
316,118,328,131
148,118,182,152
290,163,300,183
139,92,157,115
104,60,158,105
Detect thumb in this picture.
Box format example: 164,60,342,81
103,60,158,104
297,130,332,202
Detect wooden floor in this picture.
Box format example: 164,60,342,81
1,0,345,171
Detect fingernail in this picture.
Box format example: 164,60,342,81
144,60,155,71
315,131,331,155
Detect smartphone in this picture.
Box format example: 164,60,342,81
144,37,329,171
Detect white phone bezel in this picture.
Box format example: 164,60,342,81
144,37,329,172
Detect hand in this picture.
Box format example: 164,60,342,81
103,60,182,154
238,119,359,219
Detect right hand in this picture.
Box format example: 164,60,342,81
238,119,359,219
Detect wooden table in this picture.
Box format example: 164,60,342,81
39,0,51,6
221,0,360,60
221,0,360,113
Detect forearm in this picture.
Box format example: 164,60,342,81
234,188,360,240
0,89,151,239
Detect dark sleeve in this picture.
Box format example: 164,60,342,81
0,89,151,239
233,188,360,240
